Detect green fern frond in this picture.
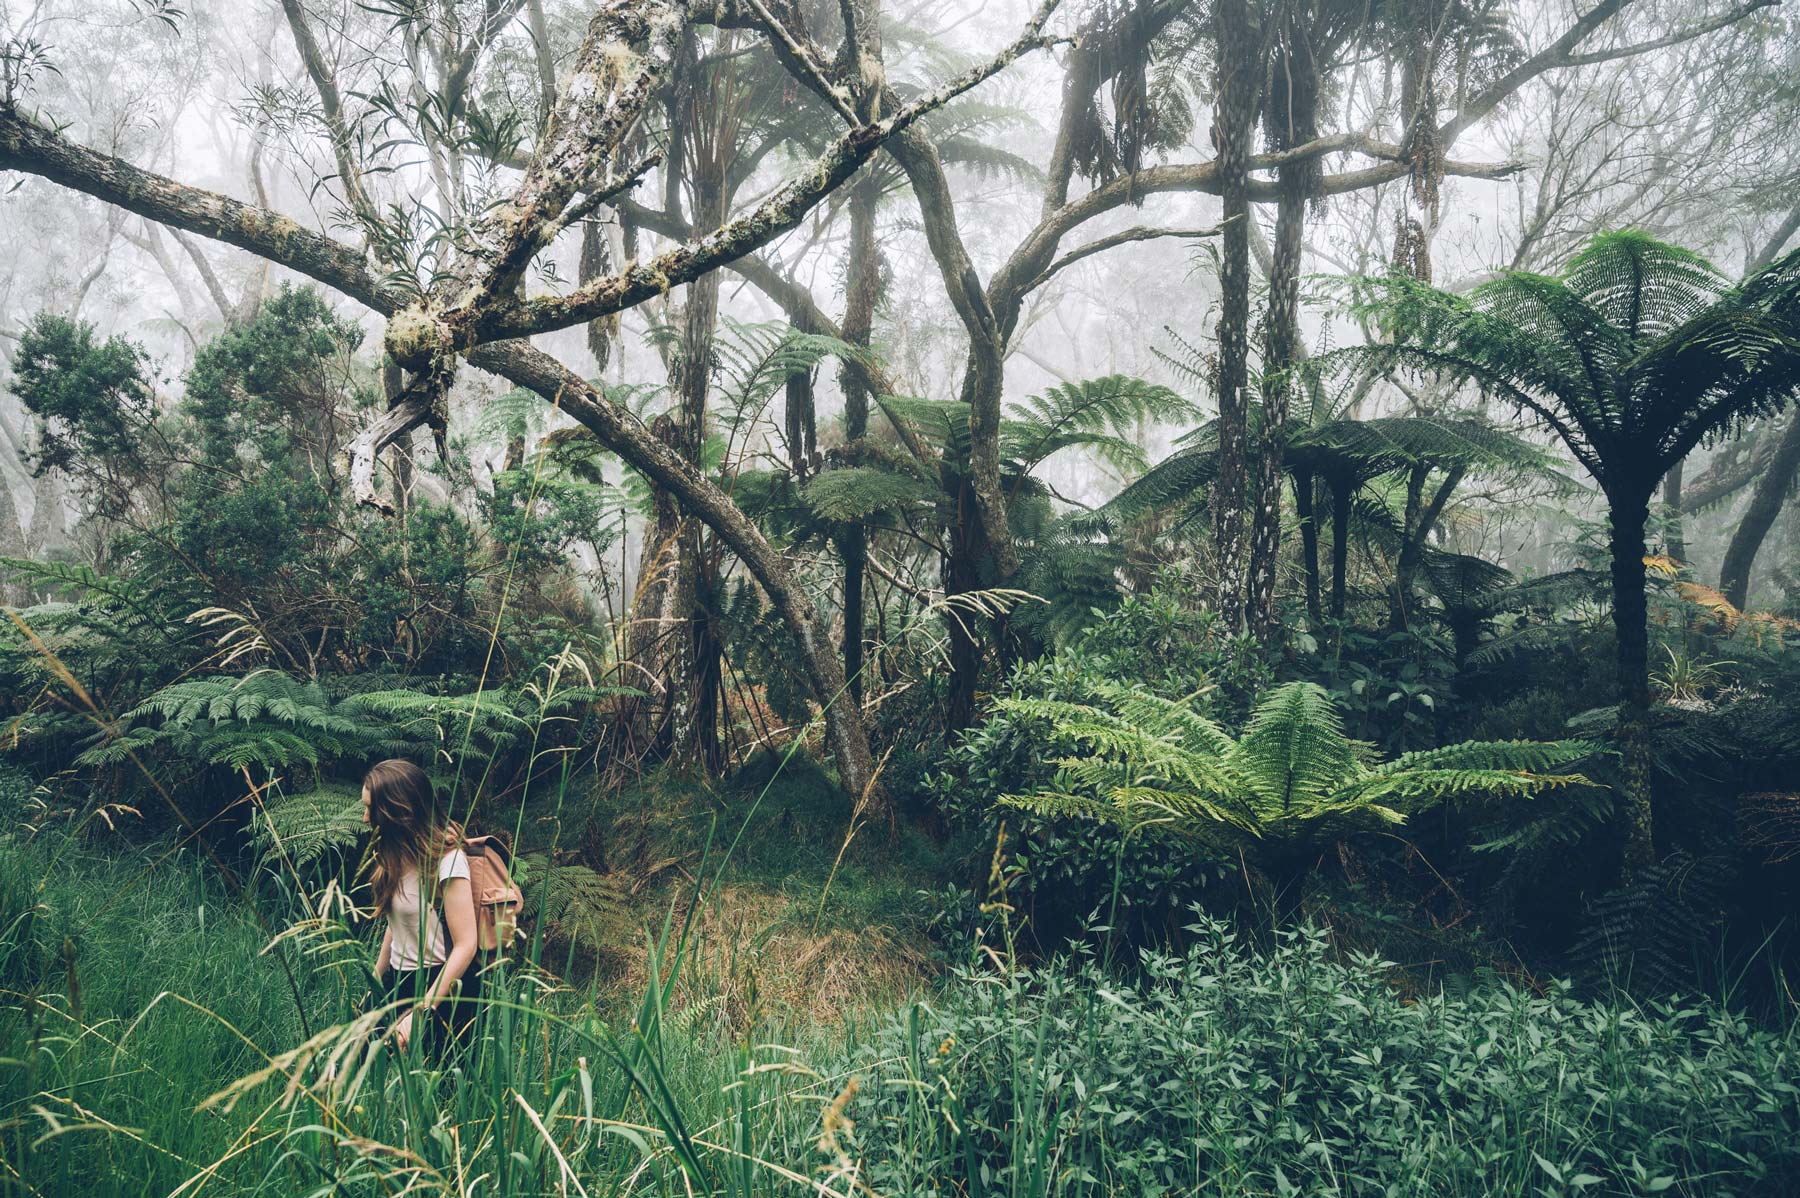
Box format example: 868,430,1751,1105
1226,682,1362,811
1373,739,1595,776
802,468,940,521
253,783,364,866
999,789,1126,826
998,679,1594,869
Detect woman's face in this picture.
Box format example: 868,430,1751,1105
362,784,372,826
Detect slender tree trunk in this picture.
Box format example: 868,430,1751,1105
1329,476,1352,622
893,126,1016,583
945,480,983,732
1719,415,1800,610
1608,495,1655,876
580,218,615,375
1389,464,1428,631
1210,0,1258,632
1247,13,1317,642
629,415,685,753
0,481,23,606
1295,467,1322,625
670,170,727,774
837,176,881,705
1661,459,1686,565
1389,463,1464,632
1247,184,1303,640
24,468,68,556
690,564,726,776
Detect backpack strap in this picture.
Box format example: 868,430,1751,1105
462,833,514,869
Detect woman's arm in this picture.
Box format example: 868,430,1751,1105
374,925,393,980
422,876,478,1006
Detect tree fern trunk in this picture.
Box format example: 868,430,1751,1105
1390,463,1464,633
1719,414,1800,610
1209,0,1257,633
1246,174,1299,641
784,309,818,479
1388,464,1427,632
1609,496,1655,876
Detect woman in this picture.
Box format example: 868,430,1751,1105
362,758,480,1054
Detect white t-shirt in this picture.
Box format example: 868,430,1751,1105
386,849,470,971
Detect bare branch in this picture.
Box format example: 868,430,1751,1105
742,0,860,124
0,106,396,314
1559,0,1777,67
1026,222,1227,294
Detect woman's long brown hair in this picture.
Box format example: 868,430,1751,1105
363,759,461,915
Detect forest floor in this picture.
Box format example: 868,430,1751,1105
502,753,947,1026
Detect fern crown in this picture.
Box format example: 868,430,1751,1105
1001,681,1594,857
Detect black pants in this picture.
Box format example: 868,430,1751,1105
380,964,482,1056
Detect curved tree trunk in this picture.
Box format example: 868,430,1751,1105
478,341,882,812
1719,414,1800,610
1608,495,1655,876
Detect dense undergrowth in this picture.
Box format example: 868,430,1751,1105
4,822,1798,1198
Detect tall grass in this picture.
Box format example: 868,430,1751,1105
0,823,867,1198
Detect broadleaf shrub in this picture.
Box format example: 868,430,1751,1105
845,918,1800,1197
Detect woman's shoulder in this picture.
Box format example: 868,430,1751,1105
437,832,471,881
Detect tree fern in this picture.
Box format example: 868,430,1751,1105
1566,850,1734,995
517,854,631,968
79,672,367,771
340,686,531,760
1001,681,1593,881
1338,233,1800,874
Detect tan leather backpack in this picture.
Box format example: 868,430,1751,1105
461,834,524,953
